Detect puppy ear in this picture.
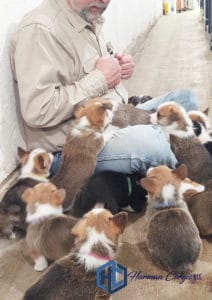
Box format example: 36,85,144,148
203,107,209,116
170,107,181,121
51,189,66,206
34,153,50,172
100,101,113,111
109,212,128,234
140,177,157,194
74,104,85,118
21,188,35,203
17,147,29,165
173,164,188,180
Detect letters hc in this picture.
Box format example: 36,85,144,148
96,260,127,294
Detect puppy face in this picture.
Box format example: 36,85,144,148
71,208,128,244
18,147,54,177
188,110,212,144
150,102,192,129
74,98,113,131
140,164,188,199
22,183,65,222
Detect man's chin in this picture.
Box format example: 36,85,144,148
81,12,101,24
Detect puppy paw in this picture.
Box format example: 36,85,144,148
34,256,48,272
9,232,17,240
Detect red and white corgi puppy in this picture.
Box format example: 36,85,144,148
140,164,202,273
22,182,78,271
149,102,212,184
23,208,128,300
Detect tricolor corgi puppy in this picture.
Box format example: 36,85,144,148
150,102,212,184
188,109,212,155
0,147,53,238
140,164,202,273
22,182,78,271
51,100,113,211
70,171,147,217
23,208,128,300
181,178,212,237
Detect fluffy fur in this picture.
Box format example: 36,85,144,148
128,95,153,107
80,96,150,129
23,208,128,300
150,102,212,184
188,109,212,155
51,100,113,211
22,182,78,271
182,178,212,237
70,171,147,217
140,164,202,273
0,147,53,238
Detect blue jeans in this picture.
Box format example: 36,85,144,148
50,89,198,176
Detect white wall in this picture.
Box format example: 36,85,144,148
0,0,162,183
0,0,43,183
103,0,163,52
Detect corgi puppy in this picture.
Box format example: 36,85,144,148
23,208,128,300
0,147,53,238
140,164,202,273
51,100,113,211
70,171,147,217
181,178,212,237
150,102,212,184
80,96,150,129
188,109,212,155
22,182,78,271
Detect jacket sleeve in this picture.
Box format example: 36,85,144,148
10,24,108,128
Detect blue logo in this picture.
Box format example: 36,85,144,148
96,260,127,294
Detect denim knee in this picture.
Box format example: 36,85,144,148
169,89,198,111
50,152,62,177
137,89,198,112
96,125,178,175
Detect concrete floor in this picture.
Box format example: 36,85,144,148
125,9,212,121
0,9,212,300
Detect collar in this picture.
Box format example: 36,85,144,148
152,202,177,209
126,176,132,197
55,0,104,35
81,252,111,261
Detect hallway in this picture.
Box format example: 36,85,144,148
125,9,212,119
0,8,212,300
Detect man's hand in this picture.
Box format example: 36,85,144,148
115,54,134,80
96,56,122,89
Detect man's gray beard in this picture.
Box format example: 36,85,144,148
80,8,106,24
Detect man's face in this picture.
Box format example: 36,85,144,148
69,0,111,24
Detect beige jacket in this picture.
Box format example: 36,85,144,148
10,0,128,152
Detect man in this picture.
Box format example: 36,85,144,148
10,0,198,175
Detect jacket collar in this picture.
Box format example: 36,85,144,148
55,0,104,35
